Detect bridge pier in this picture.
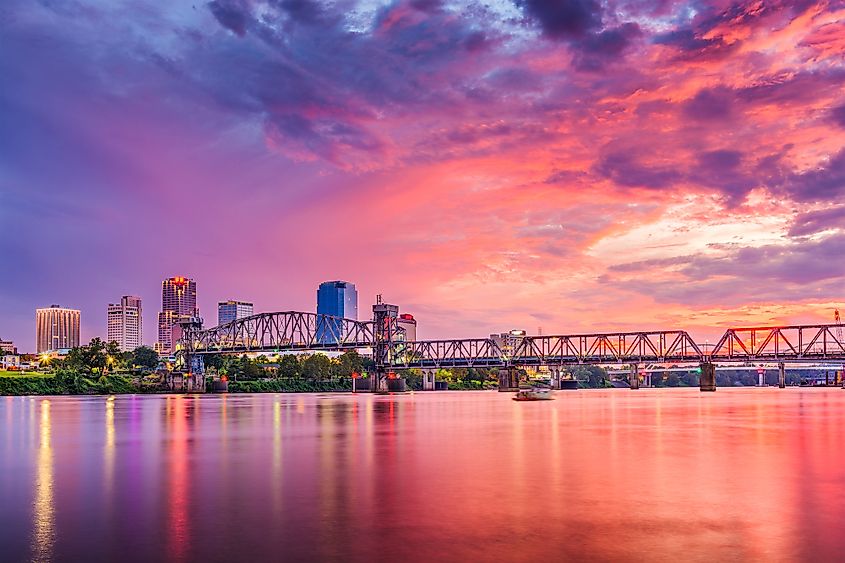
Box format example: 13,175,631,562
645,372,652,387
630,364,639,390
498,368,519,392
422,369,436,391
778,362,786,389
699,361,716,392
549,367,561,390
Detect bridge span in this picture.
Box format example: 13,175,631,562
176,302,845,392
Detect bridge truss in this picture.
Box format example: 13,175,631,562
180,310,845,371
182,311,374,354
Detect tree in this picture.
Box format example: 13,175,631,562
302,354,332,381
83,338,108,373
336,350,364,377
277,355,301,378
104,341,123,373
132,346,159,371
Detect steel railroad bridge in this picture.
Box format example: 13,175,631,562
177,301,845,392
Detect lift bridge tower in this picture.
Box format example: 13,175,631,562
836,309,843,386
372,295,400,393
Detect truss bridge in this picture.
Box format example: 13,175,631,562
177,301,845,392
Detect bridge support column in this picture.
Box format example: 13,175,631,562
372,369,388,393
758,370,764,387
778,362,786,389
630,364,639,390
699,362,716,392
498,368,519,392
422,369,436,391
645,372,652,387
550,367,561,390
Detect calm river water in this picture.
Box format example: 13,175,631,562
2,389,845,562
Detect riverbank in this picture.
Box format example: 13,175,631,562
0,374,459,395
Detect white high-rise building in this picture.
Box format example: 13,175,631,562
36,305,81,353
107,296,143,351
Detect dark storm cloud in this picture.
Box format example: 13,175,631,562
594,150,682,189
571,23,642,71
208,0,250,36
789,206,845,237
515,0,602,40
832,103,845,128
778,149,845,204
682,87,735,121
653,27,735,61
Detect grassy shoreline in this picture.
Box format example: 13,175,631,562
0,373,495,395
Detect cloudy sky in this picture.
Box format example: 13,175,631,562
1,0,844,350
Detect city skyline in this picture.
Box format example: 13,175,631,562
1,1,844,352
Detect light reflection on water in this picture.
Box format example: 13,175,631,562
0,389,844,562
31,400,54,562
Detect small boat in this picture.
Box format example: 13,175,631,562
513,387,554,401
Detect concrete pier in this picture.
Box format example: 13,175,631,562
422,369,436,391
778,362,786,389
498,368,519,392
630,364,639,390
549,367,561,390
699,362,716,392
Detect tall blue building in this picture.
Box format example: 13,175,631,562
316,281,358,343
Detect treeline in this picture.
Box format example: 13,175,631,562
203,350,368,381
43,338,160,374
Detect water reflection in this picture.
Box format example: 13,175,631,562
167,397,190,562
104,396,115,498
272,400,282,517
31,400,54,562
1,390,845,561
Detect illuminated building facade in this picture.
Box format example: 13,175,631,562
317,281,358,343
107,296,142,351
36,305,81,353
218,300,253,325
156,276,198,354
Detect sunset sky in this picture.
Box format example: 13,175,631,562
1,0,844,350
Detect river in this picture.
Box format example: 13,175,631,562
2,388,844,562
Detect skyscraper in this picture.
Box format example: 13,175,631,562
317,281,358,319
156,276,198,354
316,281,358,343
107,296,143,351
36,305,81,353
217,300,254,325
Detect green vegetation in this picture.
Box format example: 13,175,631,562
49,338,160,374
0,338,168,396
0,371,158,396
0,370,52,378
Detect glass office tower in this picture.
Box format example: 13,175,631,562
316,281,358,343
